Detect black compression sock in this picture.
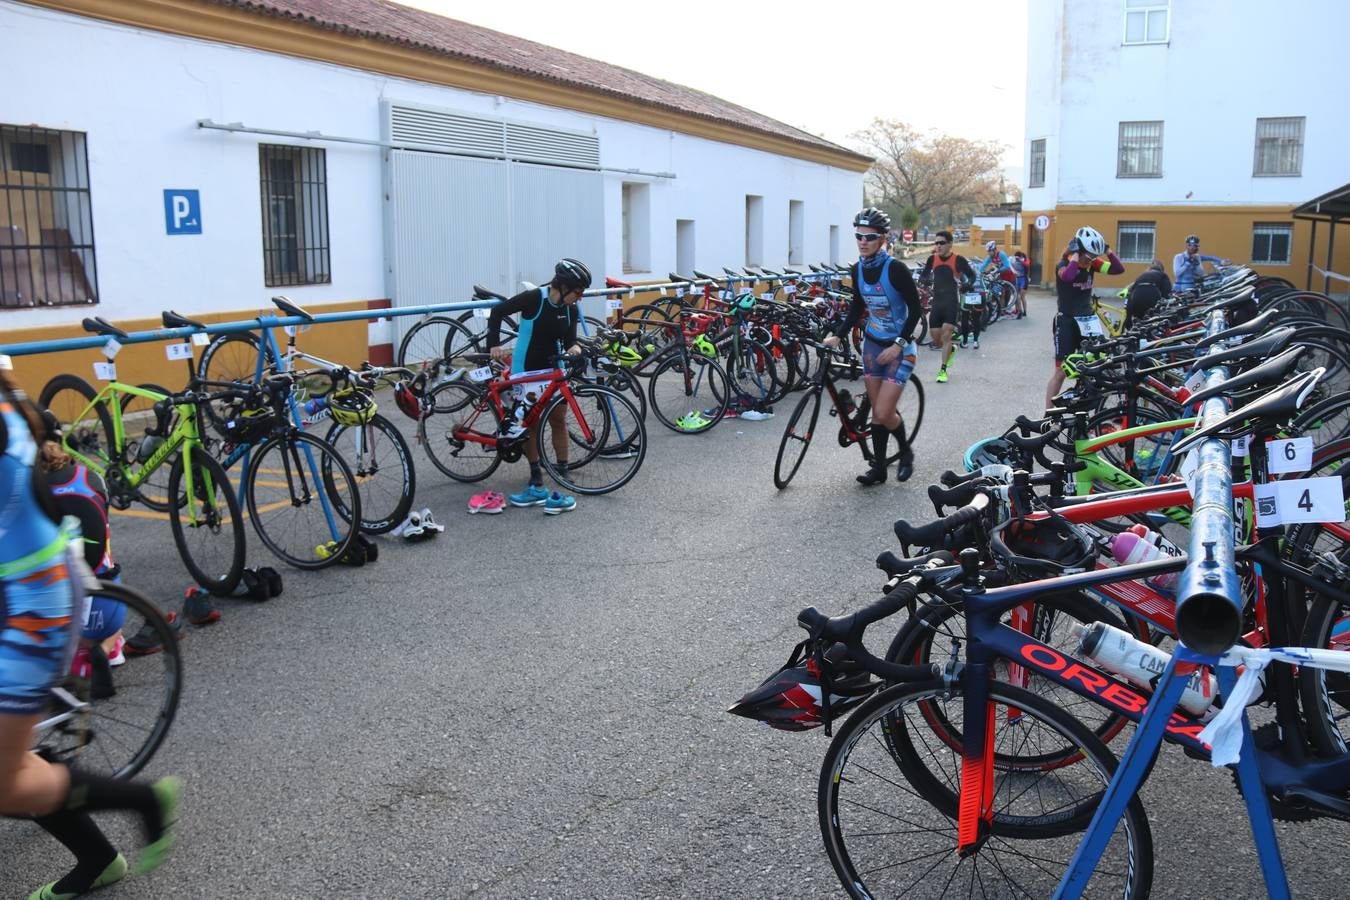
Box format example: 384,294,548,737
870,427,889,468
35,809,120,894
65,769,160,837
891,421,909,453
529,462,544,485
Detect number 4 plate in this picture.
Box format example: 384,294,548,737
1254,476,1346,527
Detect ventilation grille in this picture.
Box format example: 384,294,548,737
388,105,598,167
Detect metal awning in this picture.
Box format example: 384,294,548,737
1291,181,1350,291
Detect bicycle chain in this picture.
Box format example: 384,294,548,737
1227,724,1350,824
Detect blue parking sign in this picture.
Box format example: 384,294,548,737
164,189,201,235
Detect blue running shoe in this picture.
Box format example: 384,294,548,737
508,484,550,507
543,492,576,515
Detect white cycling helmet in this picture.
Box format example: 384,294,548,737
1074,226,1107,256
985,240,998,252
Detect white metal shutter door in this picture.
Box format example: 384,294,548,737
386,150,511,342
509,163,606,323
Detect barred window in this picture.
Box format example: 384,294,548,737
1253,117,1304,176
1123,0,1169,44
1117,222,1156,263
259,144,330,287
1029,139,1046,188
0,124,98,308
1252,223,1293,265
1117,121,1163,177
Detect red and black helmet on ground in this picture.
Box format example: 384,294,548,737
727,643,875,732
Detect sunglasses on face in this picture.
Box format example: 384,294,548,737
854,232,883,242
933,240,949,246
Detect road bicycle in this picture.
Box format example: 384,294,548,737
773,342,925,489
418,354,646,494
33,571,182,780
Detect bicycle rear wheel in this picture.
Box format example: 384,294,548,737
538,385,646,495
39,374,114,468
246,431,360,569
773,386,821,488
819,679,1152,900
647,351,730,434
167,447,245,594
417,382,502,482
34,581,182,780
324,414,415,535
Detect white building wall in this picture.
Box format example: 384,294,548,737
1025,0,1345,207
0,2,862,329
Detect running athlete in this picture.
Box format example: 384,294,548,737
823,208,923,485
0,367,179,899
487,258,590,512
918,230,976,383
1046,226,1124,409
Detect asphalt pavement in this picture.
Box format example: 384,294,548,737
4,290,1347,897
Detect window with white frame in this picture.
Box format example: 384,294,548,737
621,182,651,273
1253,117,1305,176
1123,0,1168,44
1116,221,1156,263
1251,223,1293,265
1029,139,1046,188
1117,122,1163,177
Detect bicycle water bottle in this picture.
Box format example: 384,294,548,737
1126,524,1183,558
1110,531,1179,591
1073,622,1218,717
302,397,327,417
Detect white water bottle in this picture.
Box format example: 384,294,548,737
1074,622,1218,717
1127,524,1182,558
1110,531,1178,591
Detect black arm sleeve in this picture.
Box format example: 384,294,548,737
486,290,537,350
919,256,934,281
565,307,579,349
956,256,977,288
888,262,924,343
836,263,866,337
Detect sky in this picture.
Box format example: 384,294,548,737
398,0,1029,180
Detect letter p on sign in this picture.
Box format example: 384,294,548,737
164,189,202,235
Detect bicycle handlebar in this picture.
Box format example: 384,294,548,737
893,492,991,552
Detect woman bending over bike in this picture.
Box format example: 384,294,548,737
0,367,180,899
824,208,924,486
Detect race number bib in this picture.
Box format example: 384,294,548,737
962,293,983,307
1074,316,1105,337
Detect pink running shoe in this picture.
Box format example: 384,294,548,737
107,635,126,667
70,646,92,679
468,491,506,514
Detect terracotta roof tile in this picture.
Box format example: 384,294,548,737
211,0,869,163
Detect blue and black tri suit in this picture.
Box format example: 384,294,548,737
836,253,923,386
0,394,78,716
486,287,579,376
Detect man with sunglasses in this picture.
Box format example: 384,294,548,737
823,208,924,485
918,230,976,383
1172,234,1229,291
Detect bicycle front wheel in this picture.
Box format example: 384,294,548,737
773,386,821,489
418,382,502,482
819,679,1152,900
246,431,361,569
324,414,416,535
34,580,182,780
167,447,245,594
538,385,646,495
648,351,730,434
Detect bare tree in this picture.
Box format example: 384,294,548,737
851,118,1007,226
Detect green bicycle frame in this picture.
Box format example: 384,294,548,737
61,382,218,525
1073,416,1198,524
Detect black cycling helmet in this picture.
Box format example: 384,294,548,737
553,258,593,293
990,512,1095,578
853,207,892,232
728,642,875,732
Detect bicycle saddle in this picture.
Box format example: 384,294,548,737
272,296,313,320
1172,368,1324,454
668,272,692,284
692,269,719,281
1184,346,1306,407
461,352,493,365
473,284,507,301
604,276,633,289
81,316,129,340
1195,326,1294,369
162,310,206,330
1193,308,1279,349
1198,285,1256,314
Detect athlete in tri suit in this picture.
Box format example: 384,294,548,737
918,230,976,383
1046,226,1124,409
0,368,179,899
824,208,924,485
488,258,590,510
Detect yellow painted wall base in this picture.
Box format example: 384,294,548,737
3,299,381,399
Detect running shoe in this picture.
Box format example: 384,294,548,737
543,492,577,515
508,484,550,507
895,448,915,483
935,367,949,383
468,491,505,514
106,634,125,667
133,776,182,876
973,338,981,350
677,411,712,431
739,410,774,421
28,854,127,900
